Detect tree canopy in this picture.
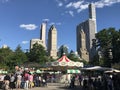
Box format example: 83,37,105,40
0,45,28,71
95,27,120,68
28,43,48,65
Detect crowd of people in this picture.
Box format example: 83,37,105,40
0,69,47,90
66,72,120,90
0,67,120,90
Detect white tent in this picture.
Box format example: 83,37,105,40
104,69,120,73
81,66,111,71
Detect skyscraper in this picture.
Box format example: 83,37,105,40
47,25,57,59
89,3,96,20
79,28,89,61
40,23,46,48
76,3,97,61
30,39,44,49
30,23,46,49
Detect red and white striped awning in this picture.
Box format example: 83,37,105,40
58,55,71,62
46,55,84,68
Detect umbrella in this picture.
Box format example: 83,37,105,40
36,69,41,73
36,69,44,73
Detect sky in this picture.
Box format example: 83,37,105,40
0,0,120,52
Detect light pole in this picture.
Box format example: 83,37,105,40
108,47,113,67
98,51,102,62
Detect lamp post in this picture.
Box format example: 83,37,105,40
98,51,102,62
108,48,113,67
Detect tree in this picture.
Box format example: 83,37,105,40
0,47,13,69
58,45,69,57
90,54,99,66
28,43,48,64
95,27,120,67
13,45,28,66
1,45,28,71
68,50,80,62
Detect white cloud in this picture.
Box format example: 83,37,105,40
0,0,9,3
55,0,63,7
68,11,74,17
66,1,89,13
20,24,38,30
62,0,120,15
66,2,72,8
65,10,74,17
22,41,29,44
66,1,84,9
42,18,49,23
64,0,67,2
49,22,55,26
95,0,120,8
77,3,89,13
56,22,62,25
49,22,62,26
73,1,84,9
58,2,63,6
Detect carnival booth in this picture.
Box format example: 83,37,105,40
46,54,83,83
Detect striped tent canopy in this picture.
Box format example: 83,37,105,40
46,54,83,71
54,54,75,66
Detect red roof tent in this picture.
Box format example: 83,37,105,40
58,54,71,62
54,54,83,67
46,54,84,68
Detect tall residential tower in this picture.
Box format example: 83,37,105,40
30,23,47,49
40,23,46,48
76,3,97,61
47,25,57,59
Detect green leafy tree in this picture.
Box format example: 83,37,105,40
68,50,80,62
68,50,88,66
28,43,48,64
13,45,28,66
90,54,99,66
95,27,120,67
58,45,69,57
0,47,13,69
112,62,120,70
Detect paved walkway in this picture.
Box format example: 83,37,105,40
0,83,83,90
17,85,83,90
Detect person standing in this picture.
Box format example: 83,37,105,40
4,74,10,90
28,73,33,88
24,72,29,89
9,74,15,90
16,74,22,89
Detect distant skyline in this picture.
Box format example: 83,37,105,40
0,0,120,52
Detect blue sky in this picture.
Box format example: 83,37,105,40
0,0,120,52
